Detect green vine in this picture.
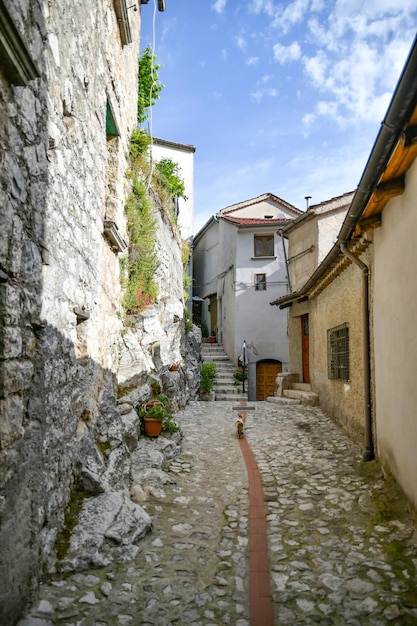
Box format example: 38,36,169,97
155,158,188,201
121,131,159,313
138,46,164,124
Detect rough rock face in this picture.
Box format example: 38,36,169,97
117,204,201,409
0,1,200,624
58,419,181,575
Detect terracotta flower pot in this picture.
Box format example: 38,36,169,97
144,417,163,437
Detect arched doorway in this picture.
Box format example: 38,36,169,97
256,360,282,401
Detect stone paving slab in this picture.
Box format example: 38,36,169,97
19,402,249,626
245,403,417,625
19,401,417,626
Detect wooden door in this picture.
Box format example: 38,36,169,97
256,362,282,401
210,298,217,336
301,314,310,383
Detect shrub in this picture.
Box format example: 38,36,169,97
200,362,217,393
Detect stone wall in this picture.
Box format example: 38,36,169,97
0,3,200,624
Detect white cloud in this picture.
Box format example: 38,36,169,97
249,0,275,17
250,87,278,103
273,41,302,63
247,56,260,66
212,0,226,14
302,112,316,135
276,0,310,30
303,50,329,86
236,36,246,52
299,2,417,129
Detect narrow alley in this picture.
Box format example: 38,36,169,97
20,401,417,626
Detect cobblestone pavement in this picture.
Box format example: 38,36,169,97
20,401,417,625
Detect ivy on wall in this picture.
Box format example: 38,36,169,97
121,45,189,315
121,130,159,313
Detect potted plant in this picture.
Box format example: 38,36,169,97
139,393,181,437
142,403,165,437
208,328,217,343
200,321,209,339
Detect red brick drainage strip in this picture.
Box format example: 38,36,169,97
235,403,274,626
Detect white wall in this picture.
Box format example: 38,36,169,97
233,228,289,366
218,220,237,358
151,139,195,240
192,219,219,335
373,157,417,508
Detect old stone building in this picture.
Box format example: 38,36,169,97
0,2,195,623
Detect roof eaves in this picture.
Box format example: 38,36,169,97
272,35,417,307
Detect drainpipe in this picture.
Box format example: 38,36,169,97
340,244,374,461
278,229,291,293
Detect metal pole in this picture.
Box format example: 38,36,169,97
242,340,246,394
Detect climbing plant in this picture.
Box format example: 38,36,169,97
155,158,188,201
137,46,164,124
121,132,159,314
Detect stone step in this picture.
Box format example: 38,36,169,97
216,376,237,389
266,396,301,405
212,362,235,369
292,382,312,392
202,355,231,362
201,344,226,353
215,393,248,401
283,389,319,406
215,385,243,394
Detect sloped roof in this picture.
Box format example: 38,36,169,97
271,35,417,309
222,216,292,227
152,137,196,153
220,192,301,216
281,190,355,236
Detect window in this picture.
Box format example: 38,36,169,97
254,235,274,257
327,323,349,380
255,274,266,290
0,1,40,85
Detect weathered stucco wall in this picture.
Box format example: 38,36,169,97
373,157,417,509
287,218,318,292
288,244,373,448
287,300,310,378
310,246,373,446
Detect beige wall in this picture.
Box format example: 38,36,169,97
289,246,373,448
288,300,309,379
288,219,318,292
373,157,417,508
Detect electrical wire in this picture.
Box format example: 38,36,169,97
145,0,158,192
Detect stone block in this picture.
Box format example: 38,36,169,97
0,358,34,394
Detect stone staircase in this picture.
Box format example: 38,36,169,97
267,374,319,406
201,343,248,402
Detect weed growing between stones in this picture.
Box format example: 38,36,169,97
359,458,417,602
54,489,91,563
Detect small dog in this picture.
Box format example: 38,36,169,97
236,415,245,438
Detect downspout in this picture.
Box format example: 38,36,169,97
340,244,374,461
279,229,291,293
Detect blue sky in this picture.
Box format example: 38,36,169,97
140,1,417,234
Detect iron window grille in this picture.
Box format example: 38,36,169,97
255,274,267,290
327,323,349,381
